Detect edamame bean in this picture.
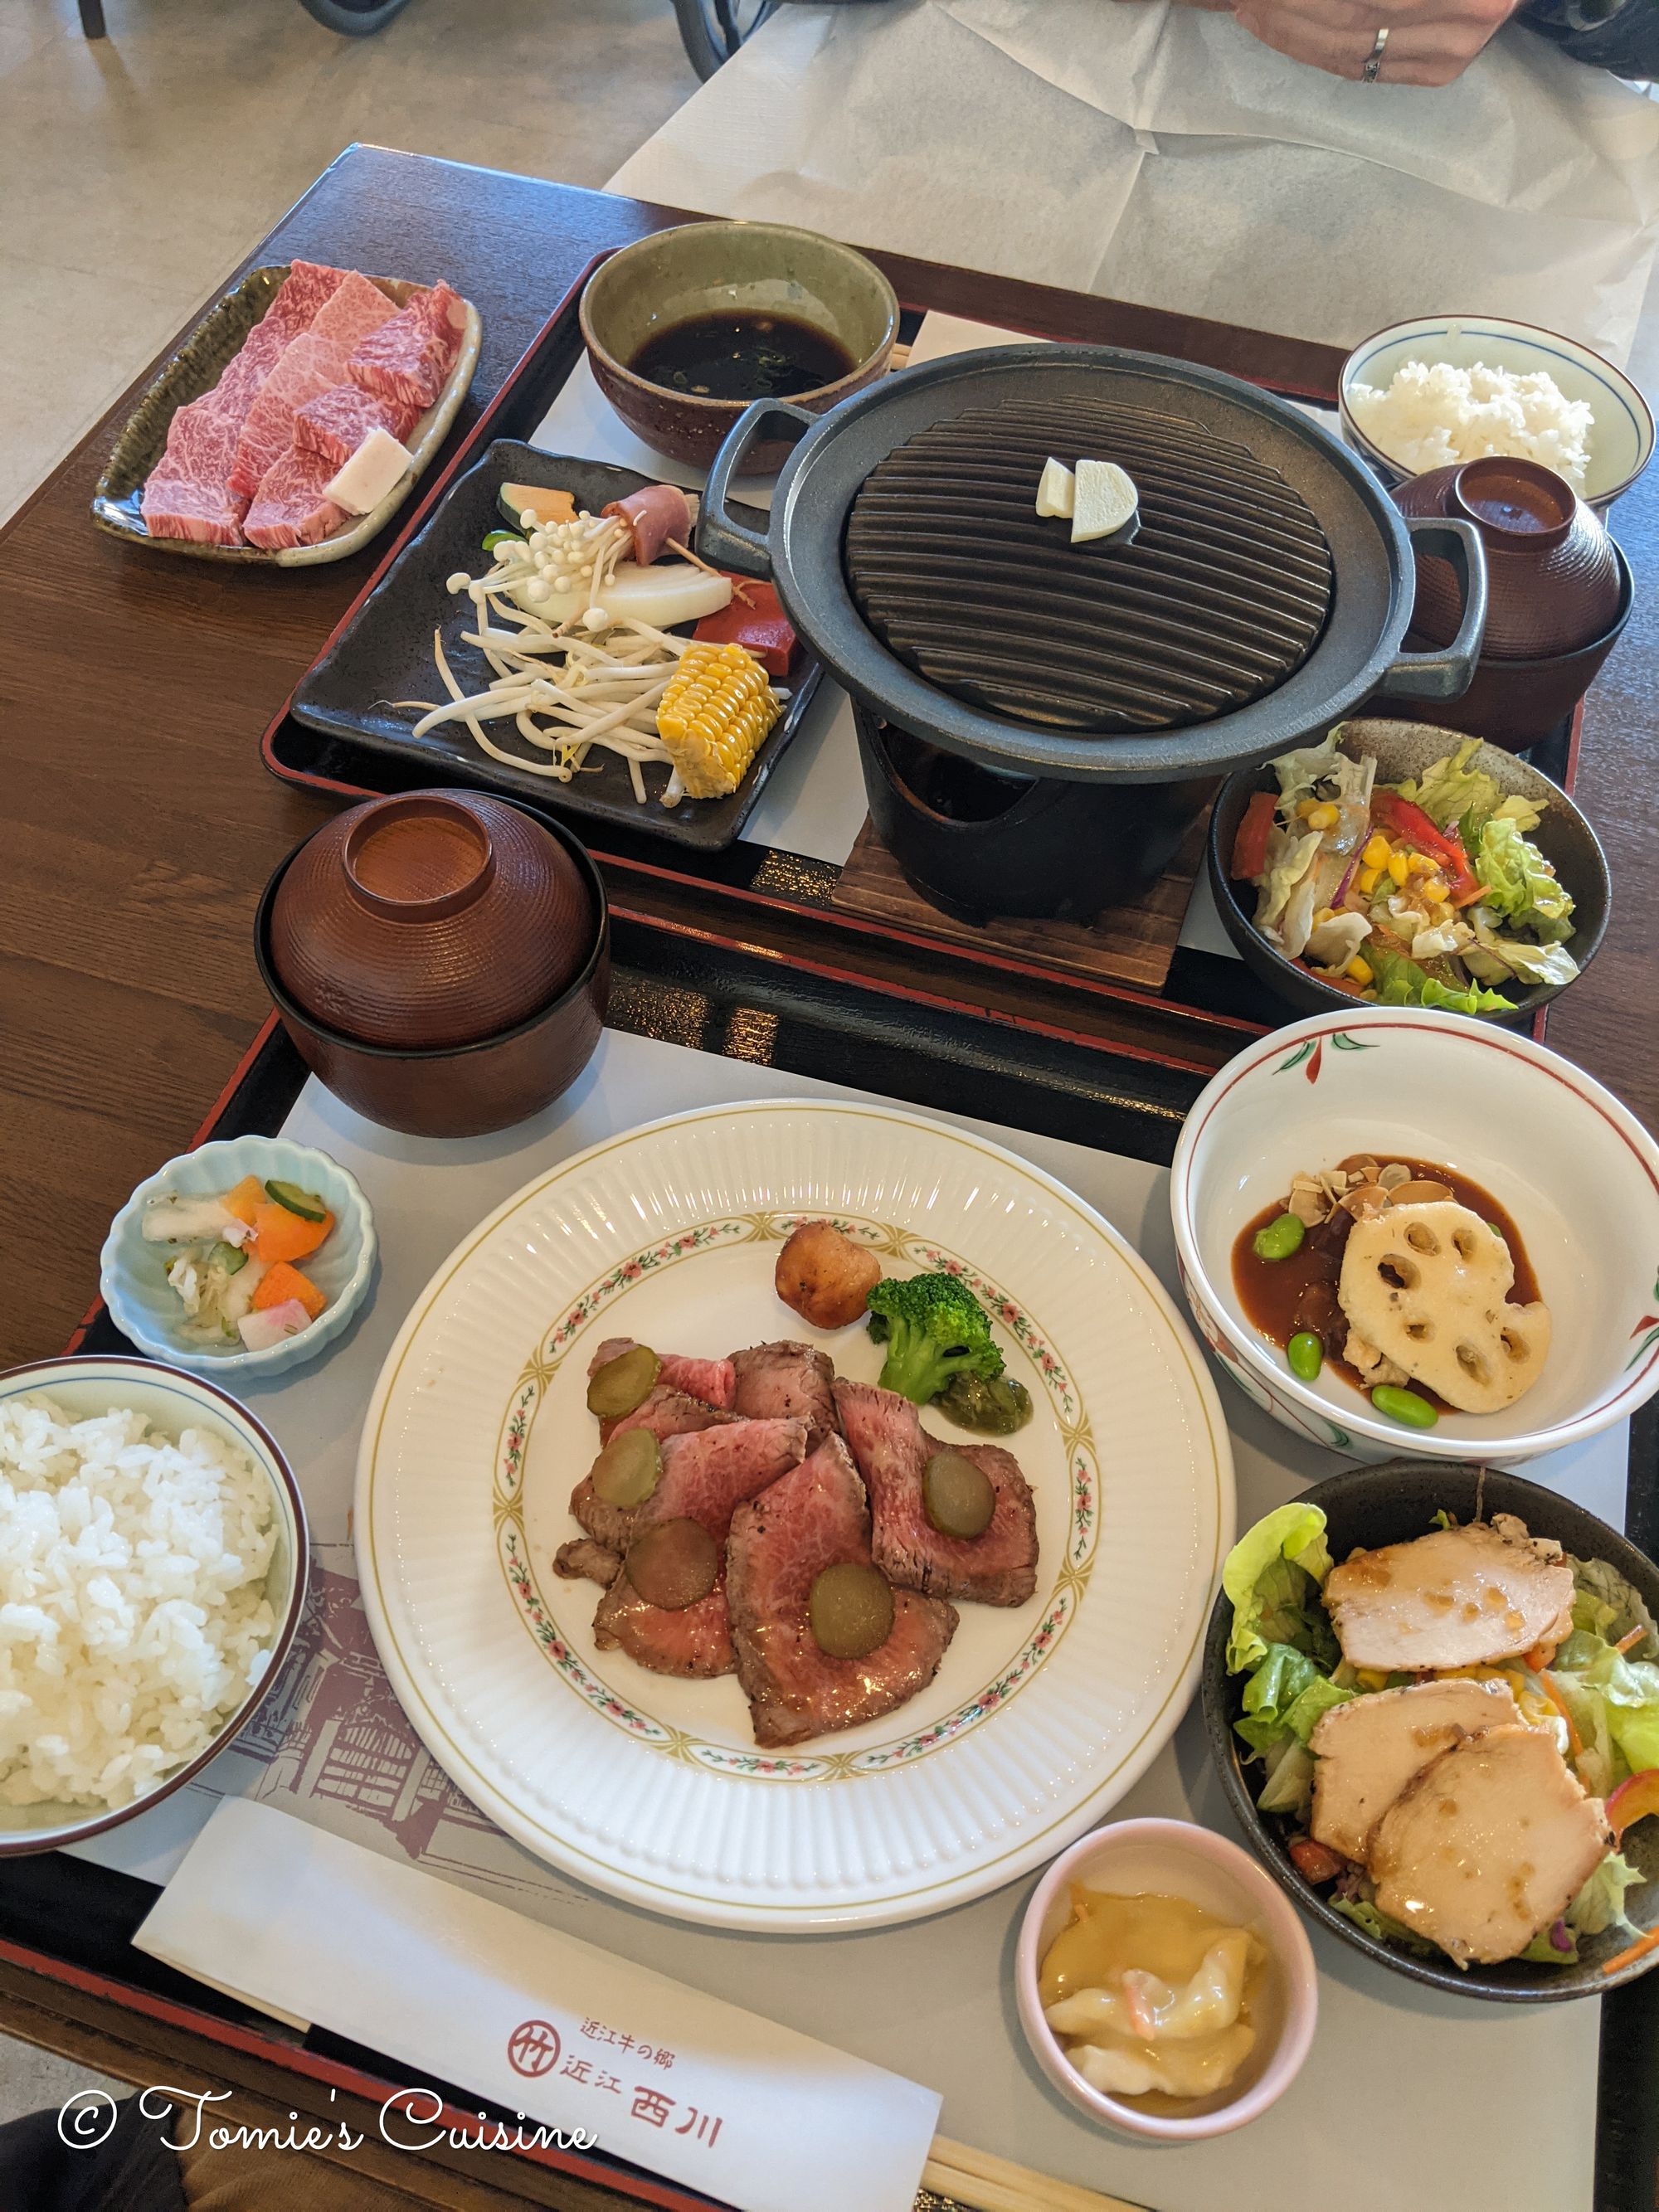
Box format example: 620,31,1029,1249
1252,1211,1306,1262
1370,1385,1438,1429
1287,1330,1324,1382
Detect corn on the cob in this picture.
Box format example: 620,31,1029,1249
656,642,779,799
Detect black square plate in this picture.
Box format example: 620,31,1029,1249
289,440,821,851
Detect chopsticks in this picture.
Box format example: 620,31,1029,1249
923,2135,1151,2212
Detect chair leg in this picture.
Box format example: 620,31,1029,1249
80,0,108,36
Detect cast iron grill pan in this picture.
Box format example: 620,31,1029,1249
844,397,1335,733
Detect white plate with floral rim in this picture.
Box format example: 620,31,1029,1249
354,1100,1233,1931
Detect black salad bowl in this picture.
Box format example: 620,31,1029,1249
1201,1461,1659,2001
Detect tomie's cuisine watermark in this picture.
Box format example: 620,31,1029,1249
56,2084,596,2157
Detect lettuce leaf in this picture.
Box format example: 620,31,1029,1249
1330,1896,1440,1958
1272,732,1376,814
1571,1555,1659,1660
1235,1644,1352,1758
1552,1631,1659,1779
1256,1738,1315,1820
1222,1505,1335,1675
1474,818,1575,940
1520,1925,1580,1965
1253,825,1324,938
1566,1850,1645,1939
1547,1661,1617,1798
1366,943,1516,1017
1392,741,1508,836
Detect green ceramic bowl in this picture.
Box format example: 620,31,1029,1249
579,221,899,470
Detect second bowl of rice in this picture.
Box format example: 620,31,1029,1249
0,1356,307,1854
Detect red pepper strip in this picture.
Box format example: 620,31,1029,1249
693,580,797,677
1607,1768,1659,1840
1288,1836,1345,1885
1230,789,1278,880
1370,792,1482,905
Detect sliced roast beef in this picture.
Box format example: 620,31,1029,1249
592,1575,736,1678
552,1538,622,1587
572,1415,808,1555
588,1336,736,1412
731,1341,840,1451
727,1436,957,1747
833,1378,1039,1607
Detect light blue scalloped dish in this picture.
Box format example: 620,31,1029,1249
100,1136,376,1377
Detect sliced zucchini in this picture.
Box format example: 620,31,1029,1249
265,1179,328,1222
216,1242,250,1276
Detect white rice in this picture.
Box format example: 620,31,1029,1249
1347,358,1593,491
0,1393,278,1811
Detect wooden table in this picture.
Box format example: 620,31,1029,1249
9,143,1653,1371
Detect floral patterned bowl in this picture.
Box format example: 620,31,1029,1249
1170,1009,1659,1465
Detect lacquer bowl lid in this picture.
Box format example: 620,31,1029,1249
268,790,592,1050
1394,457,1622,661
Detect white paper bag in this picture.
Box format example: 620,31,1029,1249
611,0,1659,359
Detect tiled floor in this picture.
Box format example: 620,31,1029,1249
0,0,697,522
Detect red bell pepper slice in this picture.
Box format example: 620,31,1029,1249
1288,1836,1345,1884
1229,789,1278,881
1607,1767,1659,1840
1369,791,1482,906
693,580,797,677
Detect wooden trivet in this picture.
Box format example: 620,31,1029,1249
831,809,1208,993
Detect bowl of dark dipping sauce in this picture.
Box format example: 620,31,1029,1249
580,221,899,469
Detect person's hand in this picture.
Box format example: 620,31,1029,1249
1230,0,1520,82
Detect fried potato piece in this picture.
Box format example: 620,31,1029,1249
775,1220,883,1330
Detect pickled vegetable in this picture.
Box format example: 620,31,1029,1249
936,1372,1033,1434
809,1562,894,1660
265,1179,328,1223
590,1426,662,1509
922,1450,995,1539
586,1344,661,1420
625,1519,718,1611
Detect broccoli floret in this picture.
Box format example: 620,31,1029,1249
937,1372,1032,1434
864,1272,1004,1406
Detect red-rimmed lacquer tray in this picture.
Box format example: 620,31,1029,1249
24,891,1659,2212
257,255,1586,1087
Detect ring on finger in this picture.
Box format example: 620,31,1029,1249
1361,23,1389,77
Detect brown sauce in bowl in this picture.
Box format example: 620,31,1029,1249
630,313,855,401
1232,1154,1540,1405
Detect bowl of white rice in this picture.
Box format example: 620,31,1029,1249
0,1355,306,1854
1340,315,1652,512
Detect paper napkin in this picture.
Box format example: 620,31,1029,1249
137,1799,941,2212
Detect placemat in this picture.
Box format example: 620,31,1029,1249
70,1028,1624,2212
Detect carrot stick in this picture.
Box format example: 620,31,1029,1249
1617,1626,1647,1655
1602,1924,1659,1977
1537,1670,1584,1760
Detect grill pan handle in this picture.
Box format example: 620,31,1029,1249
696,401,816,578
1375,518,1489,702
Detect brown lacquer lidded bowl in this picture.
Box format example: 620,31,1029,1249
268,790,591,1048
1391,458,1632,746
258,791,607,1139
